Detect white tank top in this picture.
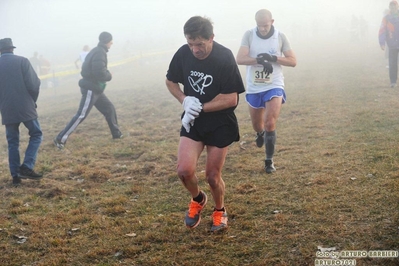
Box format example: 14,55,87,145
246,28,284,94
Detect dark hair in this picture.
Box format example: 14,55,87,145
183,16,213,40
0,48,13,54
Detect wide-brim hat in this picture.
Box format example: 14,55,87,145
0,38,16,50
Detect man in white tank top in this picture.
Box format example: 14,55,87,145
236,9,296,173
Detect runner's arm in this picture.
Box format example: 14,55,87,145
279,50,296,67
202,93,237,113
236,46,257,65
166,79,186,104
237,45,296,67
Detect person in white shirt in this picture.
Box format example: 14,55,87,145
75,45,90,69
236,9,296,173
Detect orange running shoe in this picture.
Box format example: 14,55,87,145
211,209,228,232
184,191,207,228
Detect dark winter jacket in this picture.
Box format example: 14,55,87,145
79,42,112,92
0,53,41,125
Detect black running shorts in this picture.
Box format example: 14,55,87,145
180,112,240,148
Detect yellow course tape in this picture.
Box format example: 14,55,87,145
38,50,173,80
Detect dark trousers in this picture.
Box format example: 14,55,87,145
389,47,399,84
56,88,121,144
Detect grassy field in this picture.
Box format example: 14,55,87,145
0,41,398,265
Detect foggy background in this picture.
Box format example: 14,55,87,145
0,0,387,70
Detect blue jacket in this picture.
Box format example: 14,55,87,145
379,13,399,48
0,53,41,125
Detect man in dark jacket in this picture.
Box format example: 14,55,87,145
0,38,43,185
54,32,123,149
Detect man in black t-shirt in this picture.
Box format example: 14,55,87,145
166,16,245,232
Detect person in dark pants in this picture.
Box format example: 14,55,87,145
54,32,122,149
379,0,399,88
0,38,43,185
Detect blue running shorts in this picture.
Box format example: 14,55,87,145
245,88,286,109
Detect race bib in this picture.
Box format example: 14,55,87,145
251,65,273,85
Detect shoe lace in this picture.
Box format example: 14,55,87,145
187,201,203,218
212,211,224,226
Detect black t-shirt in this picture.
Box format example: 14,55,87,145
166,41,245,114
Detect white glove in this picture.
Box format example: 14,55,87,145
182,96,202,117
182,112,195,133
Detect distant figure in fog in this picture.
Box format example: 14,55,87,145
75,45,90,69
0,38,43,185
166,16,245,232
54,32,123,150
236,9,296,174
350,15,360,42
29,51,41,75
379,0,399,88
383,8,390,68
39,55,51,88
39,55,51,75
358,16,368,42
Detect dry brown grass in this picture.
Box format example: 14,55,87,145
0,43,398,265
